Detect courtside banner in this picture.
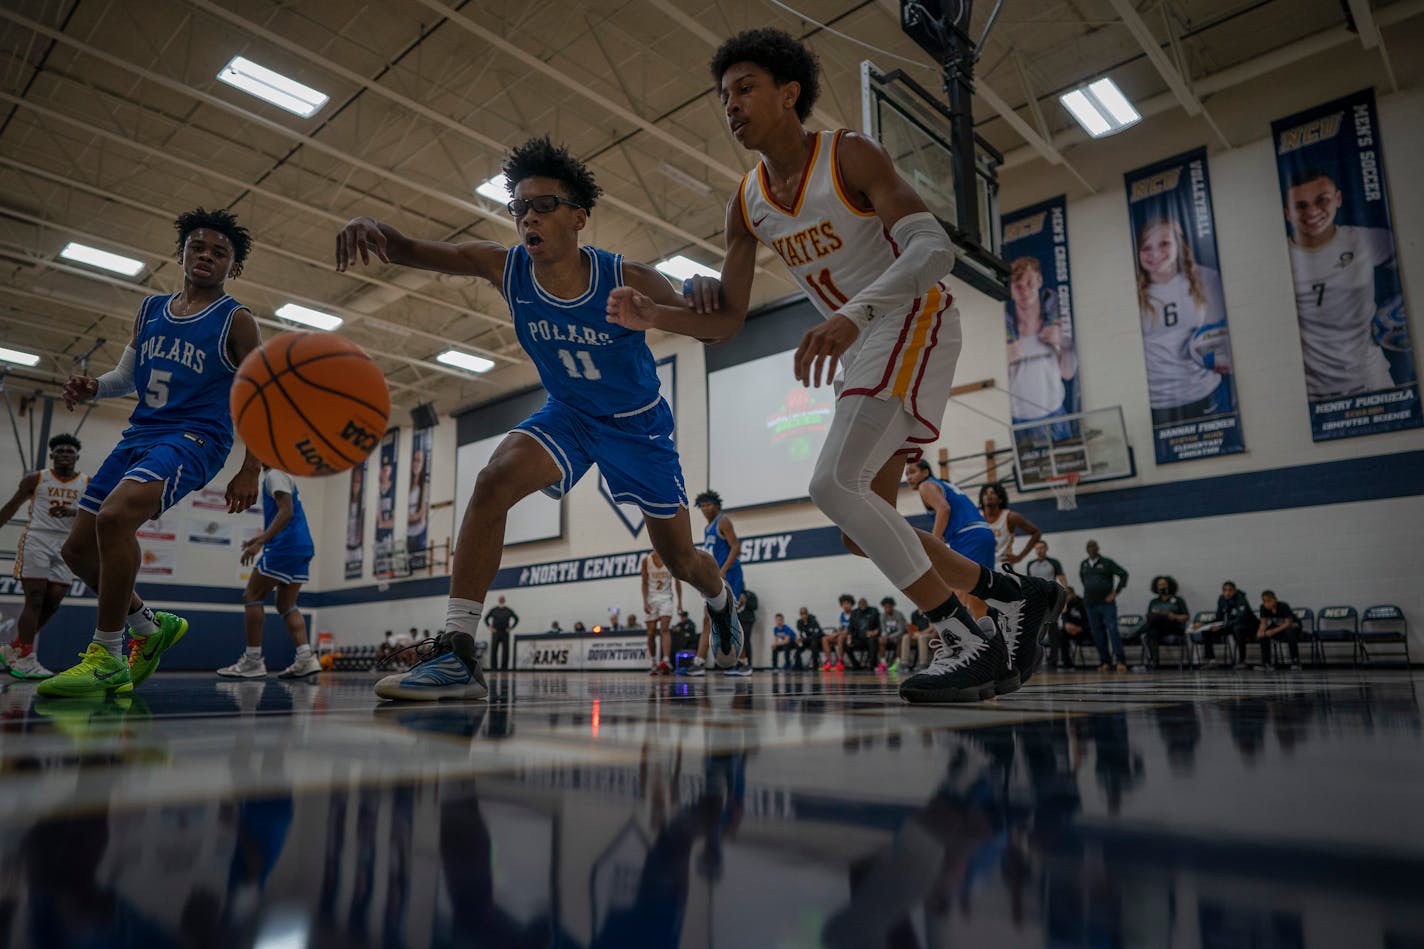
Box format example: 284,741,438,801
1002,195,1080,431
343,460,366,580
1123,147,1244,464
1270,88,1421,441
406,426,432,571
373,429,399,578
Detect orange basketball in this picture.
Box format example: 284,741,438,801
231,331,390,476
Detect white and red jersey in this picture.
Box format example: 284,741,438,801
738,129,962,447
26,468,87,534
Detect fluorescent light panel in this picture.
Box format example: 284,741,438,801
59,241,144,276
217,55,328,118
437,350,495,374
1059,77,1140,138
275,303,343,331
654,255,720,281
475,175,507,202
0,346,40,367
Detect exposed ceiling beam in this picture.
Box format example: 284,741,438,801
1345,0,1399,90
1104,0,1230,147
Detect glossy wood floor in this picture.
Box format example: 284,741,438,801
2,667,1422,948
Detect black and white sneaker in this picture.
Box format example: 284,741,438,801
987,566,1067,685
898,617,1014,704
707,584,745,669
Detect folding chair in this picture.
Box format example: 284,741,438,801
1293,607,1319,666
1359,605,1410,666
1315,605,1360,666
1117,614,1145,665
1188,610,1231,667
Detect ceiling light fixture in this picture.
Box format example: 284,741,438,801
275,303,343,331
0,346,41,367
217,55,329,118
59,241,145,277
475,175,507,202
436,350,495,373
654,255,720,282
1060,77,1141,138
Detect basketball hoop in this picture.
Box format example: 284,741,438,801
1048,473,1080,511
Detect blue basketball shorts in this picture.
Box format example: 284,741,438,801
516,398,687,519
724,563,745,600
81,431,229,516
950,526,996,571
255,547,313,585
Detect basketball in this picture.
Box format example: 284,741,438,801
230,331,389,477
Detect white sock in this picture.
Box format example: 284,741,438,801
446,598,483,637
93,628,124,658
245,646,262,659
705,584,729,612
128,605,158,637
295,643,313,658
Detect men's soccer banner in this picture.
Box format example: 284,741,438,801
1270,88,1421,440
373,429,399,578
406,426,433,572
1123,147,1245,464
344,459,366,580
1002,195,1080,430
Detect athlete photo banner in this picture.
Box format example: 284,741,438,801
344,459,366,580
373,428,399,578
1270,88,1421,440
1002,195,1080,429
406,426,433,572
1123,147,1245,464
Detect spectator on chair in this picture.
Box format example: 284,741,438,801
672,610,698,653
848,597,881,670
1025,540,1067,586
1142,576,1190,669
1257,590,1302,671
573,621,588,634
770,613,796,670
1202,581,1256,668
824,594,855,671
878,597,909,672
795,607,823,671
549,621,562,634
901,607,936,670
1053,586,1089,670
1079,540,1130,671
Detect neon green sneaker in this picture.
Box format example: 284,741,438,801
36,643,134,697
127,611,189,688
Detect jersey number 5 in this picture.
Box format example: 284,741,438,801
145,369,171,408
557,349,602,380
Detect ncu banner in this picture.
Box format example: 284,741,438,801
1123,147,1245,464
1270,88,1421,441
373,428,399,578
343,460,366,580
1001,195,1080,432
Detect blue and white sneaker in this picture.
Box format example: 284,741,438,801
374,632,488,702
708,585,744,669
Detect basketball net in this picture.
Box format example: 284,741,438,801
1049,474,1080,511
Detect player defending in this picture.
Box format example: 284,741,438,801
607,29,1065,703
42,208,262,697
336,137,743,701
218,466,321,679
642,550,682,675
904,461,998,621
1284,167,1409,397
0,434,87,679
685,491,750,677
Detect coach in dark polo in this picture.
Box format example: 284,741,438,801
1079,540,1130,671
484,596,520,671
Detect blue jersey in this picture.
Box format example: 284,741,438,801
262,469,313,556
923,478,991,541
703,513,734,568
128,292,243,451
504,244,661,417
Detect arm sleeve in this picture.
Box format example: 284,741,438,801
94,346,138,399
836,212,956,329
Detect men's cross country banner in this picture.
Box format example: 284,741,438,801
406,426,433,572
1270,88,1421,441
1123,147,1245,464
373,428,399,578
344,459,366,580
1002,195,1080,431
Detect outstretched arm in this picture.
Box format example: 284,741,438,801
336,217,508,287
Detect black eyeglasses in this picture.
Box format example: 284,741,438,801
506,194,584,217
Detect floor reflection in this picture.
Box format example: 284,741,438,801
0,672,1421,947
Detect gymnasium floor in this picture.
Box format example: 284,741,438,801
1,668,1422,948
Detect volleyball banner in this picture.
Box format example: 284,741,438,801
1123,147,1245,464
1270,88,1421,441
373,429,399,578
1002,195,1080,430
344,460,366,580
406,426,433,571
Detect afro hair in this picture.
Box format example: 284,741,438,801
174,207,252,274
502,136,602,213
710,28,821,122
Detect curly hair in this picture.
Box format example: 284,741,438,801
693,490,722,508
48,433,81,451
502,136,601,213
710,28,821,121
978,482,1009,510
1151,575,1178,596
174,207,252,274
1135,217,1206,328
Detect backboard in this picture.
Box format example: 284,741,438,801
861,60,1007,299
1012,405,1135,492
